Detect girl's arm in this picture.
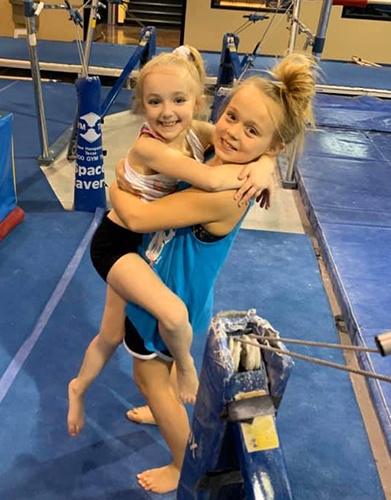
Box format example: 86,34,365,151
135,130,277,199
234,155,276,208
109,182,242,233
133,135,244,192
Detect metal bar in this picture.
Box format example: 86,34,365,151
248,334,380,353
237,338,391,384
312,0,334,60
23,0,53,165
288,0,302,54
283,141,298,187
83,0,100,75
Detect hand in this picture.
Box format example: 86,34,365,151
256,189,271,210
115,158,141,196
234,157,276,209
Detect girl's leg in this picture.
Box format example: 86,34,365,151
133,357,190,494
126,364,179,425
108,253,198,404
67,285,125,436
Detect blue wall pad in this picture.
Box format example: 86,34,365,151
0,225,384,499
297,123,391,453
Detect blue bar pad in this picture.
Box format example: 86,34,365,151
178,310,293,499
216,33,243,87
74,77,106,213
210,33,244,123
210,86,231,124
0,113,16,222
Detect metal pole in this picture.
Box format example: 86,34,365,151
107,2,116,25
288,0,302,54
284,0,334,186
83,0,99,75
283,0,303,186
23,0,53,165
282,141,299,188
67,0,99,160
312,0,334,60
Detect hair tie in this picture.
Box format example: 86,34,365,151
172,45,192,62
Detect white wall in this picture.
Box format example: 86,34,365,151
184,0,391,64
1,0,82,41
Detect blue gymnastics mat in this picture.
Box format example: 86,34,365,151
1,36,391,90
0,216,384,499
296,96,391,454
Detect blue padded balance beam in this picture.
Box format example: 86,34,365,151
178,309,293,499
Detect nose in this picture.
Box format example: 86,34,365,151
161,101,174,118
227,123,240,140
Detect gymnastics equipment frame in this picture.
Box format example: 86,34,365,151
23,0,97,165
22,0,156,166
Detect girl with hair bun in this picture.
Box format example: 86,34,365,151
110,51,317,494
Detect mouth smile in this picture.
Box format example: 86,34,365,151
159,120,179,128
220,137,237,152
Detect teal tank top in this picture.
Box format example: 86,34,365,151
125,199,251,353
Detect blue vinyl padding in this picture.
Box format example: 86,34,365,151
0,113,15,222
2,36,391,90
314,95,391,132
296,95,391,452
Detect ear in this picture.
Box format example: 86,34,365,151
195,94,206,113
266,142,285,157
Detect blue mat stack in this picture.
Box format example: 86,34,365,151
296,93,391,453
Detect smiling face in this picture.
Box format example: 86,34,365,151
142,67,199,143
212,84,282,164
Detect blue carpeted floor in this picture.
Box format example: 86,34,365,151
0,220,384,499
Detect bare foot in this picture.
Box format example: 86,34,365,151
67,379,85,436
176,362,199,405
126,405,156,425
137,464,180,494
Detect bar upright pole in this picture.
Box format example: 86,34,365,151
24,0,53,165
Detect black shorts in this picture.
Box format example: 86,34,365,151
90,211,142,281
123,316,172,361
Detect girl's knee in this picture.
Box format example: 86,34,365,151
97,328,123,348
133,371,148,397
158,300,189,335
133,368,158,398
133,361,172,399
